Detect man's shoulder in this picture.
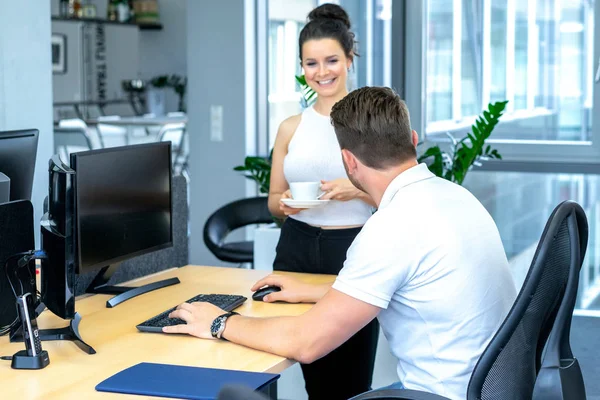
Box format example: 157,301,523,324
356,207,415,249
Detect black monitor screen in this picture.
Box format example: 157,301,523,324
0,129,38,202
71,143,172,272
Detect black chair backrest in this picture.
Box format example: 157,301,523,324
217,385,271,400
533,204,588,399
203,196,273,254
467,201,587,400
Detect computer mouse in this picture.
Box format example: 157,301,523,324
252,285,281,302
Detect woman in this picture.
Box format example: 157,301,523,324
265,4,379,399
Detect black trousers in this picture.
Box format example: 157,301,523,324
273,217,380,400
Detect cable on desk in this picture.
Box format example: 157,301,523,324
1,250,47,336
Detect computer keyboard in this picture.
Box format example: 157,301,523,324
136,294,247,333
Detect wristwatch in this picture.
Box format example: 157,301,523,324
210,311,239,339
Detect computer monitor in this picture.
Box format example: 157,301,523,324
38,142,177,353
72,143,173,276
0,129,39,202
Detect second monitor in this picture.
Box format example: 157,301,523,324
72,142,178,307
0,129,39,202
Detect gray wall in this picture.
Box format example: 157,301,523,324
139,0,187,113
187,0,249,265
0,0,54,246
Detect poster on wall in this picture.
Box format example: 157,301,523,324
51,34,67,74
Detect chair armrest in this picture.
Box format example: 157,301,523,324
217,385,270,400
350,389,452,400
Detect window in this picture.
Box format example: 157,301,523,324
425,0,598,156
465,169,600,315
267,0,309,150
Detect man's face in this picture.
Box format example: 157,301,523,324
342,152,366,193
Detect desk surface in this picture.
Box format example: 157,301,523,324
0,266,335,399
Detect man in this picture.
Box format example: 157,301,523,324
164,87,517,399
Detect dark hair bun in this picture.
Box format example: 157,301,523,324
308,3,351,30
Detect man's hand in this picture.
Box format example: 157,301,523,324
162,302,226,338
251,274,331,303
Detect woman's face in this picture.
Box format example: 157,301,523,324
301,38,352,98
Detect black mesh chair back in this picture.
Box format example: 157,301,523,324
217,385,273,400
467,200,588,400
532,203,588,399
203,197,273,264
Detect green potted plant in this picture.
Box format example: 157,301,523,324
418,101,508,185
233,150,272,196
149,74,187,113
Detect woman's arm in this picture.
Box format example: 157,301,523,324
320,178,376,207
268,115,301,218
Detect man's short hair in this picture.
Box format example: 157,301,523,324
330,87,416,169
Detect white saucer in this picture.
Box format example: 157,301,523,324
281,199,331,209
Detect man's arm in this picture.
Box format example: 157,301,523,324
163,289,381,364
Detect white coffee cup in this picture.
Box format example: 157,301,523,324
289,181,323,201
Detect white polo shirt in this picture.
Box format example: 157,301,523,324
332,163,516,400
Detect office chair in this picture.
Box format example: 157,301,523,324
58,118,104,148
53,126,94,163
203,197,273,264
532,202,588,399
350,200,588,400
95,115,128,147
217,385,272,400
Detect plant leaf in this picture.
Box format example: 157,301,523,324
417,145,444,178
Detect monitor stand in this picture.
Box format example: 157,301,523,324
10,311,96,354
86,263,180,308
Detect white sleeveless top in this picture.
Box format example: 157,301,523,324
283,106,373,227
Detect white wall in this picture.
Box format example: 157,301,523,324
0,0,54,246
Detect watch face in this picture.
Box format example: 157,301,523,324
211,316,224,337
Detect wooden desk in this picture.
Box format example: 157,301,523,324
0,265,335,399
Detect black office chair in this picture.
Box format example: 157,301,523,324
203,197,273,264
350,200,588,400
532,202,588,399
217,385,275,400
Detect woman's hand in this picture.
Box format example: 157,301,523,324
320,178,363,202
279,190,307,215
251,274,330,303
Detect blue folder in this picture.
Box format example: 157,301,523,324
95,362,280,400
